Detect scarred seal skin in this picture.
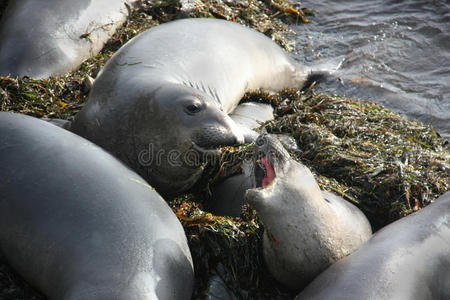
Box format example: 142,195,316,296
296,191,450,300
245,134,372,290
0,0,138,78
69,18,310,197
0,112,194,300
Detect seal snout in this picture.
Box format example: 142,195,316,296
192,122,244,150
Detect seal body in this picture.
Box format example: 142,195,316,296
296,191,450,300
0,0,137,78
0,112,194,300
206,173,253,217
245,134,372,290
69,18,309,197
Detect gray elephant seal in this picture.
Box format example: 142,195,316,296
206,158,350,218
245,134,372,290
296,191,450,300
0,0,137,78
0,112,193,299
69,18,312,197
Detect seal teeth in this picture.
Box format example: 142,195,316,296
254,158,266,188
258,159,267,176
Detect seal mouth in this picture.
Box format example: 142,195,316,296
255,155,276,188
191,142,221,156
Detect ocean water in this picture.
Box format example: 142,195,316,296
292,0,450,138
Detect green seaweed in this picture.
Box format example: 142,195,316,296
181,89,448,298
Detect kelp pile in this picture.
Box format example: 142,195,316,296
174,89,449,298
0,0,448,299
247,89,448,229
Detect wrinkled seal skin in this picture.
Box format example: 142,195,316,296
296,191,450,300
69,18,310,197
0,112,194,300
0,0,137,78
245,134,372,290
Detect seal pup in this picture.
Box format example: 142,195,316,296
245,134,372,290
204,152,354,217
0,0,138,78
296,191,450,300
0,112,194,300
69,18,313,197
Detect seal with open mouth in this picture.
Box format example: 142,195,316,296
245,134,372,290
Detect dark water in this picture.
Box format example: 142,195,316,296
292,0,450,138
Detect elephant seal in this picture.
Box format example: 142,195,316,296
296,191,450,300
69,18,312,197
0,112,194,300
245,134,372,290
207,176,364,220
0,0,137,78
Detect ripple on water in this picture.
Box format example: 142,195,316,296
293,0,450,138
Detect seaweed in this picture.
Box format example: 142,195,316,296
178,89,448,298
261,90,449,229
171,197,296,299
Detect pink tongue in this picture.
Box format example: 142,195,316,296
261,157,275,188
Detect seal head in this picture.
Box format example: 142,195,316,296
71,77,244,197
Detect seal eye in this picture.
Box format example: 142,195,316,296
185,103,202,115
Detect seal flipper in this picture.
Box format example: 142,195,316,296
229,102,274,143
301,71,331,90
300,56,345,90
